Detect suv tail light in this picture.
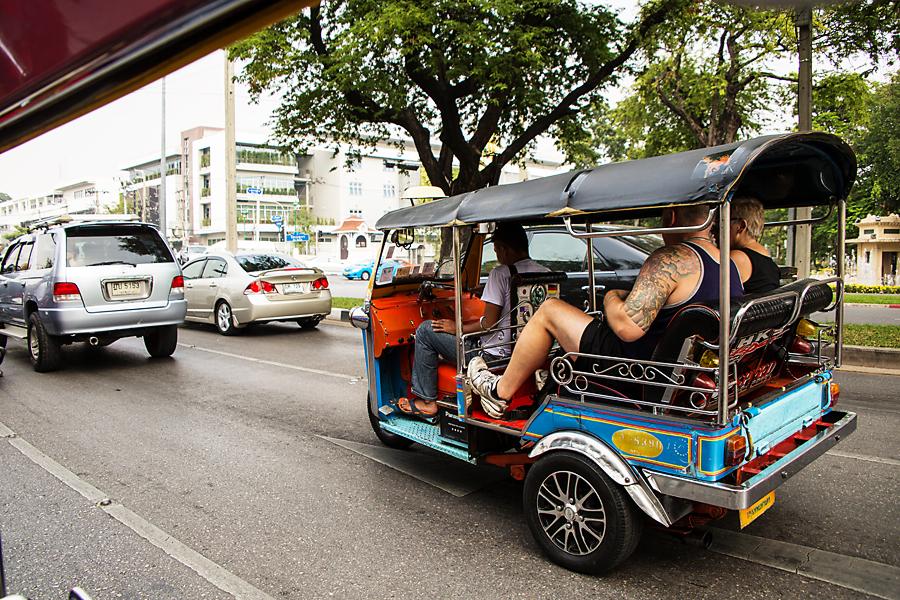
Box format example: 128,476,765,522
53,282,81,302
244,280,276,295
725,434,748,466
170,275,184,295
312,277,329,290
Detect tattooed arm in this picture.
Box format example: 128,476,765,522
603,245,698,342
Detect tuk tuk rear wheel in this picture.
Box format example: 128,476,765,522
367,393,413,449
524,451,642,574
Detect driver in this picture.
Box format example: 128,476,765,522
468,205,743,414
397,223,548,422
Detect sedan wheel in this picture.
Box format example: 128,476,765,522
215,301,237,335
361,270,370,281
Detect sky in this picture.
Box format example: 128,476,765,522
0,50,284,198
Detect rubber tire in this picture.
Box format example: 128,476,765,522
523,451,643,574
297,318,319,330
144,325,178,358
0,333,7,366
367,392,413,449
214,301,238,336
27,312,62,372
361,270,370,281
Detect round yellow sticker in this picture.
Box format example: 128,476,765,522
612,429,664,458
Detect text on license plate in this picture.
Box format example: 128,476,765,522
107,280,144,297
739,491,775,528
281,283,309,294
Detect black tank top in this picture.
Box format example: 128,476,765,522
740,248,781,294
623,241,744,359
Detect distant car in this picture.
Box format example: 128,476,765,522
178,244,207,265
343,260,374,280
182,253,332,334
0,219,186,372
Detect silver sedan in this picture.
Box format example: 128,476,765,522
181,253,332,335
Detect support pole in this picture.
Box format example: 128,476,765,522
835,197,846,366
793,6,813,277
717,200,732,426
586,221,596,312
224,58,238,254
159,77,167,239
453,226,466,419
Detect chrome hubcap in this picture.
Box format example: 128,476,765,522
217,304,231,330
28,329,39,359
536,470,605,556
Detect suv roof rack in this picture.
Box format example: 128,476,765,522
29,213,141,231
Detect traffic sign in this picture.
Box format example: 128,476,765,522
271,214,283,224
287,232,309,242
247,186,263,195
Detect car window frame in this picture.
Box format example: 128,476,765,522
202,257,228,279
14,241,34,272
181,258,207,280
1,243,21,274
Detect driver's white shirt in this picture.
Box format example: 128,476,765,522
480,258,549,357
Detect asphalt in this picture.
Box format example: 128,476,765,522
0,321,896,599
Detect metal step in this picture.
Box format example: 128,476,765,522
379,415,474,463
0,324,27,340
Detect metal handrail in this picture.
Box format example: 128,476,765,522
562,208,716,239
728,290,800,346
764,204,834,228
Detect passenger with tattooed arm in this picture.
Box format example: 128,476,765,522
468,204,743,411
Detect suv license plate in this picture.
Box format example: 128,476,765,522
281,283,308,294
107,280,144,298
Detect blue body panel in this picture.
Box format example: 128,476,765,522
365,335,835,484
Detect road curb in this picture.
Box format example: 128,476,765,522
326,308,351,322
842,345,900,370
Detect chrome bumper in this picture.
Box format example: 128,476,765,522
643,411,857,510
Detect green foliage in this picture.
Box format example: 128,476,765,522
2,224,28,241
844,292,900,304
229,0,687,194
845,283,900,294
0,192,10,202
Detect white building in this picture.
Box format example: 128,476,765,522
0,179,120,239
122,153,183,242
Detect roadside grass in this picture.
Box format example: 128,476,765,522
332,296,363,310
843,324,900,349
844,293,900,305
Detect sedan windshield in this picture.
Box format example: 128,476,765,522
236,254,305,273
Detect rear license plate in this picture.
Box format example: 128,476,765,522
106,280,144,298
739,491,775,528
281,283,309,294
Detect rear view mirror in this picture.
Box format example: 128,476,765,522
390,228,415,248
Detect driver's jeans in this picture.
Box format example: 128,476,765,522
410,320,486,401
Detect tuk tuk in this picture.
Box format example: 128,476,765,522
350,132,857,574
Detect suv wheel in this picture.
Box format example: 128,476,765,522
144,325,178,358
215,301,238,335
28,312,62,372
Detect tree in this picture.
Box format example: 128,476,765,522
0,192,10,202
857,72,900,215
230,0,686,196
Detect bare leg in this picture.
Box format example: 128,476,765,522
495,299,593,400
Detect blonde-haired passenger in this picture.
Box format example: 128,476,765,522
729,197,781,294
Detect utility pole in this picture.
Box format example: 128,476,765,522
159,77,167,239
790,5,813,278
224,57,238,253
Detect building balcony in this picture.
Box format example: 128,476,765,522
236,149,294,167
201,188,211,197
201,218,211,227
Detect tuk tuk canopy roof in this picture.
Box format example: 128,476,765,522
376,132,856,230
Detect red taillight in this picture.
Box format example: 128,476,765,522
244,280,276,294
830,381,840,407
170,275,184,294
53,282,81,302
789,336,813,354
725,434,748,466
312,277,329,290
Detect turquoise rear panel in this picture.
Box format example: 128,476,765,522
744,376,829,458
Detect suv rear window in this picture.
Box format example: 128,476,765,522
66,226,174,267
236,254,305,273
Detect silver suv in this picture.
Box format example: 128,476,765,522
0,219,186,371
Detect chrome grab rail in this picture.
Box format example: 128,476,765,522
563,209,715,239
549,352,739,418
763,204,834,228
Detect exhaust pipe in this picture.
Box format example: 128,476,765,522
88,336,99,346
682,529,713,549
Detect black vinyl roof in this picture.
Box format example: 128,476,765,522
376,132,856,230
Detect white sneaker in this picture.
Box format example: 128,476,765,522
467,356,507,418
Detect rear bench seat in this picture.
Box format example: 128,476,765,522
645,278,835,408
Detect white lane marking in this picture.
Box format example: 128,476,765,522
1,421,275,600
177,343,359,381
708,527,900,600
827,449,900,467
